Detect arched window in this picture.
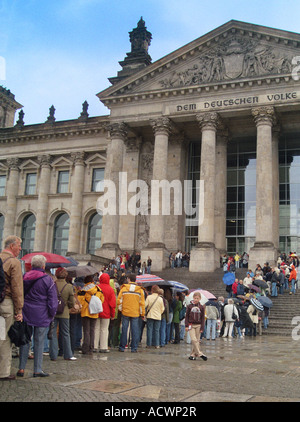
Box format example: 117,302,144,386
87,213,102,254
53,213,69,255
0,214,4,248
21,214,36,256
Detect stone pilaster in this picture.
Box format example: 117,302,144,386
2,158,19,241
249,106,278,268
68,152,85,253
189,112,220,272
215,125,229,254
141,117,172,271
34,155,52,252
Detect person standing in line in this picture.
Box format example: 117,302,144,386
77,275,104,355
185,292,207,361
117,273,145,353
171,292,182,344
94,272,116,353
145,284,165,349
205,301,220,341
0,236,23,381
49,267,76,361
223,299,239,338
17,255,58,378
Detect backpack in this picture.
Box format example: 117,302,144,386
0,259,6,303
0,257,13,304
89,294,103,314
56,283,67,315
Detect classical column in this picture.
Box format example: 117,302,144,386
68,152,85,253
141,117,171,271
2,158,19,241
118,137,141,251
97,123,127,259
272,126,280,251
249,106,278,268
215,125,228,254
189,112,220,272
34,155,51,252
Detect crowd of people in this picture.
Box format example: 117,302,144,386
0,235,299,379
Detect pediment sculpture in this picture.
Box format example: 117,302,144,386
159,36,294,89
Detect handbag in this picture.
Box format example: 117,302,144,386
232,305,237,320
8,320,33,347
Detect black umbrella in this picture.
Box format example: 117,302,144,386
253,279,268,290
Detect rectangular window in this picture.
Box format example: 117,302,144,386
25,173,37,195
91,168,104,192
0,175,6,196
57,171,69,193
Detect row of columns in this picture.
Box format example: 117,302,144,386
101,105,279,271
2,153,87,253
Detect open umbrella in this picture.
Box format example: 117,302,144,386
46,256,79,269
250,297,264,311
257,296,273,308
187,290,208,305
167,280,189,292
253,279,268,290
66,265,99,278
248,284,261,293
22,252,71,265
189,288,216,300
22,252,71,271
136,274,165,287
223,272,235,285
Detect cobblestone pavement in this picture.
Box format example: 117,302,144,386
2,334,300,403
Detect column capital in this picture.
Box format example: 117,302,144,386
37,154,52,168
6,157,19,170
71,151,85,165
196,112,220,131
150,117,173,136
107,122,128,141
252,106,276,127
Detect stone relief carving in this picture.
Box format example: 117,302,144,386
136,141,154,250
160,37,294,88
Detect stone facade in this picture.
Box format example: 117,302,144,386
1,19,300,271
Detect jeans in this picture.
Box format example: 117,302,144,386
19,326,48,373
49,317,73,359
119,316,140,352
146,318,161,347
160,318,167,346
69,313,82,353
271,282,278,297
263,316,269,329
206,319,217,340
291,279,296,294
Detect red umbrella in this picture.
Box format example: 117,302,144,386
21,252,71,271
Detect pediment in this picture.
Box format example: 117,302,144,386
99,20,300,104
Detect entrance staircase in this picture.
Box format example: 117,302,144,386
156,266,299,336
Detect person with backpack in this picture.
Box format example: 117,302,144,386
185,291,207,361
17,254,58,378
0,235,23,381
49,267,76,361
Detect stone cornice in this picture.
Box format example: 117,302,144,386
99,20,300,108
0,116,109,145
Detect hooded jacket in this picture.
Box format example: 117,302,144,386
117,282,145,318
98,273,116,319
78,282,104,319
22,268,58,327
289,265,297,281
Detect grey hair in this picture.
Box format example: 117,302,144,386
31,254,47,269
4,235,21,249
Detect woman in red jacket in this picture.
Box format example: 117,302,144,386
94,273,116,352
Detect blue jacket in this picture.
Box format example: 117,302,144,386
23,268,58,327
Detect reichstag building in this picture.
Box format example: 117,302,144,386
1,19,300,272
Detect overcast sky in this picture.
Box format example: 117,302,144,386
1,0,300,125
